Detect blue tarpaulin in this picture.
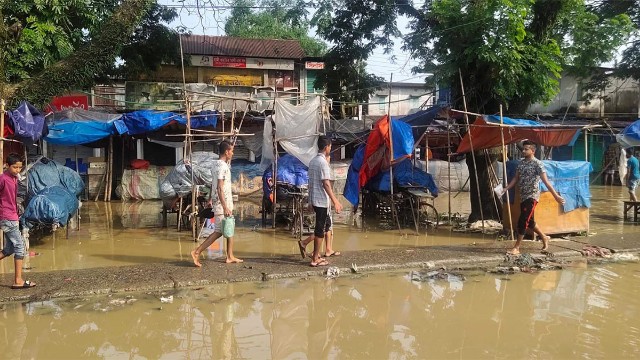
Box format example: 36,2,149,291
8,101,48,142
505,160,592,212
344,145,439,206
263,154,309,189
21,157,84,228
45,109,121,145
616,119,640,147
115,110,219,135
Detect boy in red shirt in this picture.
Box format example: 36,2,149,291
0,153,35,288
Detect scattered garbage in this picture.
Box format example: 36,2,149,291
491,253,563,274
610,252,639,262
350,263,359,273
160,295,174,304
326,266,340,279
410,268,465,282
455,220,503,234
580,245,612,257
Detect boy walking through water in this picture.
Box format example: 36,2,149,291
191,141,243,266
503,141,565,255
0,153,36,288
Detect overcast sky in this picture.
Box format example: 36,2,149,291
158,1,427,83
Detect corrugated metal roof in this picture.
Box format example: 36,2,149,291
181,35,306,59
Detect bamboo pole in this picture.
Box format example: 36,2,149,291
500,105,514,241
459,69,484,231
386,74,402,233
107,136,114,201
447,113,452,225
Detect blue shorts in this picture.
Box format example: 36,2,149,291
628,179,639,192
0,220,25,260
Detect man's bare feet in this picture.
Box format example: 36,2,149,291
541,236,550,251
191,250,202,267
506,248,520,255
226,257,244,263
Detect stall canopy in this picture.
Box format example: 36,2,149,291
8,101,48,142
260,96,322,171
45,109,122,145
456,115,582,153
616,119,640,147
45,109,219,145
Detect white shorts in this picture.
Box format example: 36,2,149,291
212,214,225,233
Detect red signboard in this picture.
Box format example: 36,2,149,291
305,61,325,70
213,57,247,68
46,95,89,112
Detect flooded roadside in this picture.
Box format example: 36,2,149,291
0,261,638,359
1,185,638,275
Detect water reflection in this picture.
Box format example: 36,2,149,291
0,262,638,358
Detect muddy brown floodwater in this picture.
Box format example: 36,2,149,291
0,186,638,358
0,262,638,359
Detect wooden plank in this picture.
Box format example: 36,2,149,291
502,190,589,235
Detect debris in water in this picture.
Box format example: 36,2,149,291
610,252,639,262
350,263,359,273
160,296,173,304
580,245,611,257
326,266,340,279
410,269,465,282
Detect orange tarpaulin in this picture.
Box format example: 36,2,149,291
456,116,581,154
359,115,391,188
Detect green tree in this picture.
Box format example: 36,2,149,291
225,0,327,57
1,0,180,105
315,0,633,222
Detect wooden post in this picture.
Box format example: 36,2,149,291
459,69,485,231
107,136,114,201
447,114,452,225
500,105,514,241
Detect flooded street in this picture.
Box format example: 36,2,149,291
0,262,638,359
0,185,638,358
1,185,637,274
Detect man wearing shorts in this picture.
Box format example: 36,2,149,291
301,136,343,267
503,141,565,255
624,149,640,201
191,140,243,266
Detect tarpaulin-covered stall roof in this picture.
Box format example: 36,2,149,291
616,119,640,147
114,110,218,135
456,115,582,153
45,109,122,145
159,151,219,201
8,101,48,142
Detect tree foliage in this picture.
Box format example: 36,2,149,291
225,0,327,57
314,0,633,221
5,0,155,106
1,0,180,104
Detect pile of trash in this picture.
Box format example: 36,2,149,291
490,253,563,274
409,268,465,282
453,219,503,234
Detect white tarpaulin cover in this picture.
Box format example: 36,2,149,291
260,96,322,171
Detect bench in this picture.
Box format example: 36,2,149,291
623,201,640,221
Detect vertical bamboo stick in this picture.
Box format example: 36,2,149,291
500,105,514,241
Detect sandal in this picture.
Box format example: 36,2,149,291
310,259,329,267
324,251,341,257
11,280,36,289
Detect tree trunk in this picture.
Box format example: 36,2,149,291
466,149,501,223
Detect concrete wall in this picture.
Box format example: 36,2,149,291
528,73,640,119
368,84,434,117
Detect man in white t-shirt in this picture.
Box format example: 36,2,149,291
191,140,243,266
298,136,343,267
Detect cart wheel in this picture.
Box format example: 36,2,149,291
419,203,439,230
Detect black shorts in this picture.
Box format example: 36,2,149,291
313,206,330,238
517,198,538,235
